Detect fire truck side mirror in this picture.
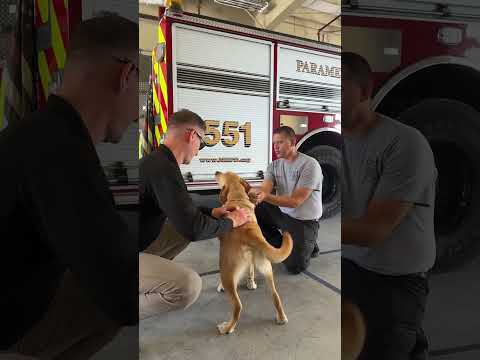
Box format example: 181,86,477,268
154,43,166,63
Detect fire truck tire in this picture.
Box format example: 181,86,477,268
398,98,480,272
305,145,341,219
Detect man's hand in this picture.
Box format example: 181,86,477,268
248,188,266,204
211,206,230,219
211,205,240,219
226,208,252,228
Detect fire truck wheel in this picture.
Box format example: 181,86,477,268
305,145,341,219
398,98,480,273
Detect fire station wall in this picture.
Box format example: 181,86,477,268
139,16,158,53
274,20,341,46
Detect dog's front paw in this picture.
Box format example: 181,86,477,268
246,278,257,290
217,322,234,335
217,283,224,292
276,315,288,325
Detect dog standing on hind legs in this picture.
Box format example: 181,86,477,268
214,171,293,335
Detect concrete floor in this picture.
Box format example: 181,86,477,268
91,204,480,360
139,214,341,360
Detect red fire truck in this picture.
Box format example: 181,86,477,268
143,5,342,217
343,0,480,270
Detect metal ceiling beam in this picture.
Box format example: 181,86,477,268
289,11,341,29
257,0,306,29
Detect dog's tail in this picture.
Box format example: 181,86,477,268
250,231,293,264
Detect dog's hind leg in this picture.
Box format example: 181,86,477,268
217,279,224,292
217,274,243,335
246,263,257,290
257,258,288,325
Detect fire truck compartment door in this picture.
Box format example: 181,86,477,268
172,24,273,184
277,45,340,113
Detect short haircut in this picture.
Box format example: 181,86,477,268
273,126,296,143
168,109,206,131
69,15,138,58
342,52,372,89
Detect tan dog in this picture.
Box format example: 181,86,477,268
214,171,293,335
342,300,366,360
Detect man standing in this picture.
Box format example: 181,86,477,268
139,109,250,319
1,16,138,358
250,126,323,274
341,52,437,359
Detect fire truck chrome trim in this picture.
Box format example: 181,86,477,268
296,126,341,150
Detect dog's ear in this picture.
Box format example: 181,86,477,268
219,185,228,204
215,171,226,188
239,178,251,193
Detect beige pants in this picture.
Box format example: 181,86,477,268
9,271,119,360
8,223,201,358
139,222,202,320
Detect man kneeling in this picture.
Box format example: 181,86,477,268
250,126,323,274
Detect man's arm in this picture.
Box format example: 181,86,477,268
143,159,251,242
343,126,436,248
342,199,413,247
250,181,313,208
252,160,320,208
27,155,138,326
259,179,274,194
263,187,313,208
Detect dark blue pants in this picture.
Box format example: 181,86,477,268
342,258,430,360
255,202,319,274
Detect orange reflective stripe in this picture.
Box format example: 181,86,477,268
159,106,167,133
158,67,168,105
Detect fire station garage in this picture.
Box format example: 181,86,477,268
137,1,341,359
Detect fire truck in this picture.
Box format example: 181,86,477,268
143,5,342,218
343,0,480,271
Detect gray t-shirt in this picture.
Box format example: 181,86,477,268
342,115,438,275
266,152,323,220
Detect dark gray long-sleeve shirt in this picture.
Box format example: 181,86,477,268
0,95,137,348
139,144,233,251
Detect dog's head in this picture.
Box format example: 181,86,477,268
215,171,251,204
